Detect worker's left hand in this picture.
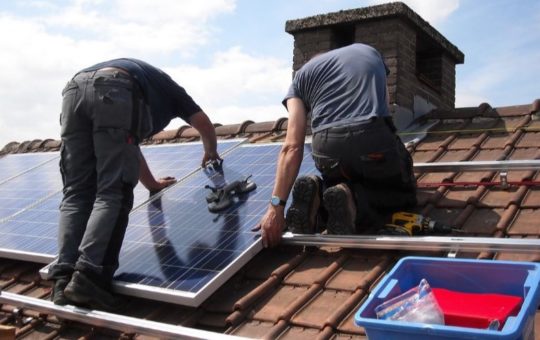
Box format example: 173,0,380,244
148,176,177,195
254,207,285,248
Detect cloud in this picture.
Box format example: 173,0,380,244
0,1,238,147
165,47,291,126
366,0,459,26
0,2,292,147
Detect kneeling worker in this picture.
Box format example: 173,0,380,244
258,43,417,248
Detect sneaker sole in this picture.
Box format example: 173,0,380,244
324,186,355,235
285,176,320,234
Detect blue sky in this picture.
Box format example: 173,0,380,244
0,0,539,147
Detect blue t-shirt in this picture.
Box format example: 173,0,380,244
283,43,390,133
81,58,201,137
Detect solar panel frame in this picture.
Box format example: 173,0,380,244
109,143,316,306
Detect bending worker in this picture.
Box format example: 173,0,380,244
259,43,417,248
50,58,221,310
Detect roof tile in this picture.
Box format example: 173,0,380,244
291,290,353,329
283,254,341,286
507,209,540,235
251,285,310,322
276,325,321,340
521,187,540,208
336,299,367,335
478,186,521,208
325,255,390,291
461,208,504,234
230,320,277,339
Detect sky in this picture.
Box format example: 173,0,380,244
0,0,539,147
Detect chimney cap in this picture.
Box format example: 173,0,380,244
285,1,464,64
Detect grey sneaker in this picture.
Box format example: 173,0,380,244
64,271,123,312
285,175,322,234
324,183,357,234
51,278,70,306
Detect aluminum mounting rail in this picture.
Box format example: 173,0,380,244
0,291,249,340
281,232,540,254
414,160,540,173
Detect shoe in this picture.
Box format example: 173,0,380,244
323,183,357,234
51,278,70,306
64,271,123,312
285,175,321,234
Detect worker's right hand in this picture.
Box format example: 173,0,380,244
255,206,285,248
201,152,222,168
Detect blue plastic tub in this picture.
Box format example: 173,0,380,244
355,257,540,340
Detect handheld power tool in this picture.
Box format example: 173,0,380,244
380,211,462,236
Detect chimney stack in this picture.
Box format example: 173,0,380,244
285,2,464,114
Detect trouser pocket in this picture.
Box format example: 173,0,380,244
92,80,133,132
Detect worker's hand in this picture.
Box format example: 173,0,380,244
255,206,285,248
148,176,177,195
201,152,222,169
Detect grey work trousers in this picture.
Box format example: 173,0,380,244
312,117,417,229
50,69,141,287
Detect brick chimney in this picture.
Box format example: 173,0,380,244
285,2,464,122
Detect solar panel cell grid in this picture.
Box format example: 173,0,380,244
114,143,317,305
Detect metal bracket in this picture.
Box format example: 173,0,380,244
499,171,509,189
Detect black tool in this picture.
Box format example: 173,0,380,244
205,175,256,213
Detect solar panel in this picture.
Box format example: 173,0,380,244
0,154,62,222
111,143,317,306
0,192,61,262
0,141,245,263
134,140,245,208
0,152,58,185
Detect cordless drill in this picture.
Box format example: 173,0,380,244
380,211,459,236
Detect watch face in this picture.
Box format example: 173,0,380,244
271,196,280,206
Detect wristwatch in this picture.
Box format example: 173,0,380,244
270,195,286,207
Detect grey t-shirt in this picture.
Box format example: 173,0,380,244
283,43,390,133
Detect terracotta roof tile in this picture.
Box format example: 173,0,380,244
205,277,265,313
437,187,479,208
275,325,321,340
521,187,540,208
447,133,486,150
291,290,353,329
283,253,341,286
325,254,390,292
507,209,540,235
516,132,540,148
230,320,277,338
478,186,521,208
461,208,504,235
335,299,367,335
411,149,440,163
251,285,310,322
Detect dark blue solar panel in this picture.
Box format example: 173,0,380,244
114,143,317,306
0,155,62,221
0,141,244,261
134,140,244,207
0,152,58,185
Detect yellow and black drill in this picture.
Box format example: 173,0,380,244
380,211,462,236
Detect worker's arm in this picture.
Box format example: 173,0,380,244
138,148,177,192
189,110,222,167
258,97,307,248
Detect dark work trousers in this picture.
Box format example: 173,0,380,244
49,69,142,288
312,118,417,231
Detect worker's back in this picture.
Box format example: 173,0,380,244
285,43,390,133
